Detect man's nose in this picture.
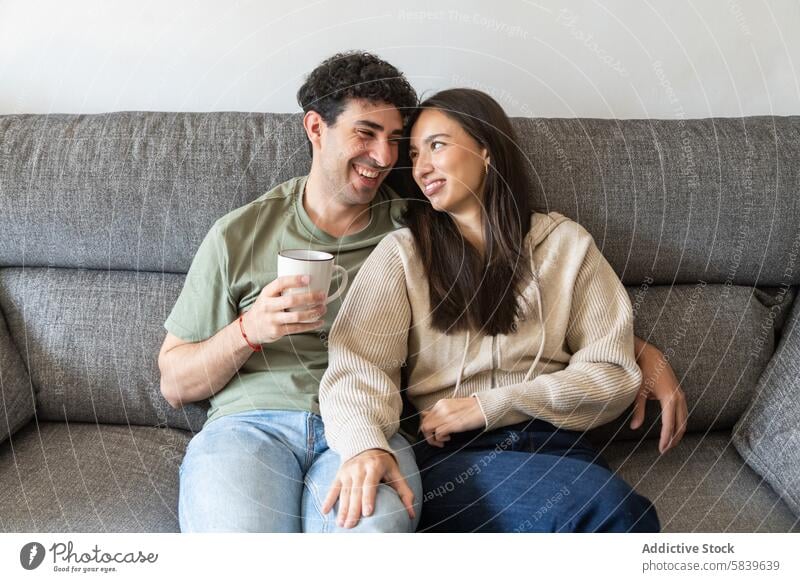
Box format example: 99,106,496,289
369,138,393,169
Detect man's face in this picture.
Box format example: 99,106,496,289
316,98,404,207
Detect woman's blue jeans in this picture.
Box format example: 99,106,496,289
178,409,422,532
413,418,661,532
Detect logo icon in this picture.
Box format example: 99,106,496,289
20,542,46,570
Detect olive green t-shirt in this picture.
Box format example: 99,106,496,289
164,175,406,427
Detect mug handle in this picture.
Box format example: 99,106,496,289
325,265,349,305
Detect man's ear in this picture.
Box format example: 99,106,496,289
303,110,324,150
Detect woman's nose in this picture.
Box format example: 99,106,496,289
413,154,433,180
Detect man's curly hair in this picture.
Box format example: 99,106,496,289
297,51,417,128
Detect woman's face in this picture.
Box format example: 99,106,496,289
409,109,489,217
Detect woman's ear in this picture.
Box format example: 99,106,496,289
482,148,491,172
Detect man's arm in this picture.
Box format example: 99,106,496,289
158,325,256,409
631,336,688,453
159,275,327,409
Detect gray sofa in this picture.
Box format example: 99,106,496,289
0,112,798,532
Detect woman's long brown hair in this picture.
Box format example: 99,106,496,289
402,88,537,336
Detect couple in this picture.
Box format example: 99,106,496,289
159,51,687,533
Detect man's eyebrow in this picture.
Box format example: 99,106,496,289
355,120,404,136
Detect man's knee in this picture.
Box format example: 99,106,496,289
348,484,418,533
178,420,305,533
386,434,423,504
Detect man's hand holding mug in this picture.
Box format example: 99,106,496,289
240,250,348,345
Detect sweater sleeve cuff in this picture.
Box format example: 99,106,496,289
330,426,396,464
472,390,514,431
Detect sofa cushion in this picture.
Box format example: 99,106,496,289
588,284,789,444
0,265,791,440
0,420,188,532
732,295,800,516
0,309,35,443
2,114,799,287
0,112,310,273
514,116,800,286
603,431,800,532
0,267,207,431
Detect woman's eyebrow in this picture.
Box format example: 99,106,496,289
423,133,451,143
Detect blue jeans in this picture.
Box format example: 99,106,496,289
414,418,660,532
178,410,422,532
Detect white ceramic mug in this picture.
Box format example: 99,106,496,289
277,249,349,321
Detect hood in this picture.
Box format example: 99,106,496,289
527,211,571,249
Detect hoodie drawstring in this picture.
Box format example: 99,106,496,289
452,238,546,396
523,279,546,382
452,330,470,398
524,238,546,382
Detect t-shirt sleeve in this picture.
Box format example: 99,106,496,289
164,222,237,342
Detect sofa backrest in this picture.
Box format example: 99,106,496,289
0,112,798,436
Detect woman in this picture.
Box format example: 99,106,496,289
319,88,685,532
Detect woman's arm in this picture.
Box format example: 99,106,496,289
319,236,411,462
318,236,416,528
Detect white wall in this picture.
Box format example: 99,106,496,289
1,0,798,118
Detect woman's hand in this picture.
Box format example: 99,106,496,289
632,338,689,454
419,397,486,447
321,449,415,529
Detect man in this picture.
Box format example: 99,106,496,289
158,51,420,532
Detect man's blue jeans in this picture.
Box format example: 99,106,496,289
414,418,661,532
178,410,422,532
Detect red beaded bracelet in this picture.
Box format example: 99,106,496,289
239,314,262,352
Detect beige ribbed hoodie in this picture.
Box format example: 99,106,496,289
319,211,642,462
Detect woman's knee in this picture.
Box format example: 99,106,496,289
564,467,660,533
